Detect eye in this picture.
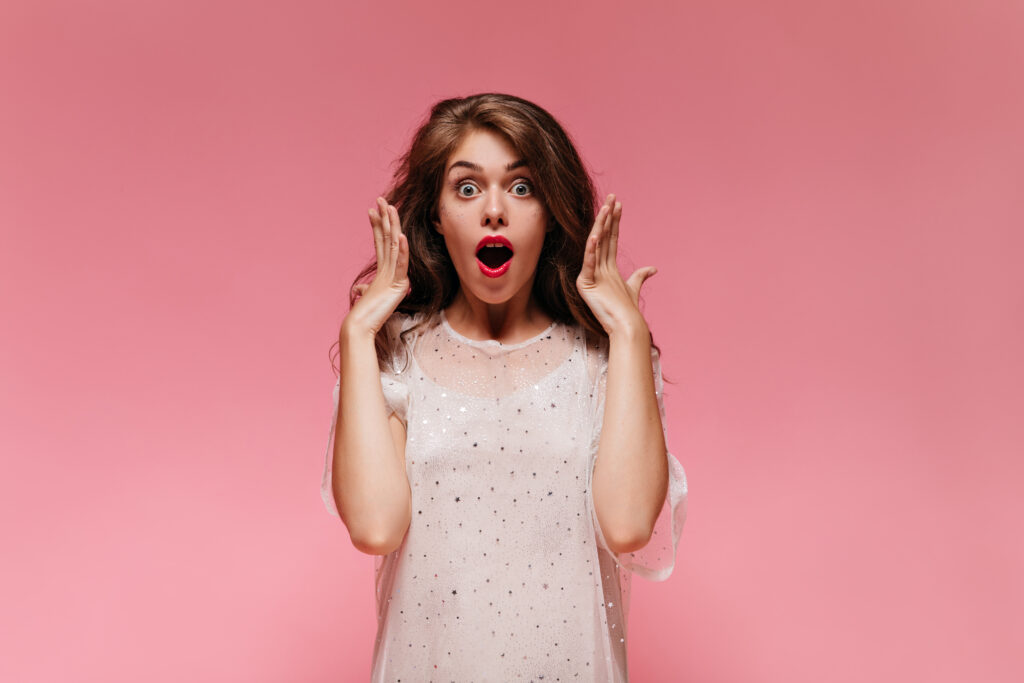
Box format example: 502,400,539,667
453,178,534,198
454,180,478,198
512,180,533,196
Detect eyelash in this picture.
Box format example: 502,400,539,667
453,178,534,197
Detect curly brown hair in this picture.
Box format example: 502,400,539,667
330,92,661,376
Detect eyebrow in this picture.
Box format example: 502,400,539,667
446,159,530,176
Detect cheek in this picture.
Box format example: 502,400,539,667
438,209,472,260
438,204,468,234
439,200,467,219
530,219,550,253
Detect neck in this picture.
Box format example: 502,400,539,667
445,286,552,343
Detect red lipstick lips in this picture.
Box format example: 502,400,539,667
475,235,514,278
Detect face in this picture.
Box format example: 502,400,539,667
434,128,550,306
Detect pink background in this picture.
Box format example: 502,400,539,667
2,1,1021,681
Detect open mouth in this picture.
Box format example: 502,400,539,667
477,244,513,269
475,236,514,277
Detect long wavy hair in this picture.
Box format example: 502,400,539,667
330,92,663,376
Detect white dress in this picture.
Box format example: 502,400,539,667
322,309,688,681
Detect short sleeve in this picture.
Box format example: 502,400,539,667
379,370,410,425
319,370,411,518
587,344,688,582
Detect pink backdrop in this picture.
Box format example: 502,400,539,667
2,1,1021,681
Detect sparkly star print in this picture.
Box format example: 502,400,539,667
321,309,688,681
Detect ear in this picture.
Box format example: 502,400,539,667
432,216,443,235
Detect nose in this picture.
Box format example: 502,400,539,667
482,190,507,228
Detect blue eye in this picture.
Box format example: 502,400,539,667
453,179,533,197
455,181,478,197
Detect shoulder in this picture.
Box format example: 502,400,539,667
381,309,439,374
570,323,605,357
381,310,433,342
383,310,414,333
574,326,663,384
567,324,607,385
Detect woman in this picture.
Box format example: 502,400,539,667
322,93,687,681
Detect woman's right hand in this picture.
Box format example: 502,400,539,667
344,196,411,337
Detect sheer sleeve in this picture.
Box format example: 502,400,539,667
320,366,411,518
586,342,688,581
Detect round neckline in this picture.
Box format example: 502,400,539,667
439,309,558,351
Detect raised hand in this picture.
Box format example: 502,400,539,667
576,193,656,336
345,196,411,336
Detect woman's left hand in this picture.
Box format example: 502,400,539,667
576,193,656,336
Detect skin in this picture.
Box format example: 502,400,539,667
580,195,670,553
348,129,669,554
432,128,555,343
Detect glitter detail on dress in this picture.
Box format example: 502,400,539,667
322,310,688,681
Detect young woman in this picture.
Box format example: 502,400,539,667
322,93,687,681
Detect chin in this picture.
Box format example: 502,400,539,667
454,258,537,306
467,285,517,305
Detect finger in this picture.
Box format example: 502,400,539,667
589,205,604,273
370,208,384,265
389,205,402,251
384,198,401,273
378,197,392,252
395,232,410,284
390,203,403,232
373,212,393,276
352,283,369,298
579,228,598,285
387,205,403,280
609,201,621,263
588,200,606,240
626,266,657,299
598,195,614,267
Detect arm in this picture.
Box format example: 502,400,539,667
329,196,414,556
591,319,669,554
576,193,669,555
332,321,412,556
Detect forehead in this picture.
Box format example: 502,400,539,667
445,129,526,175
